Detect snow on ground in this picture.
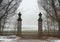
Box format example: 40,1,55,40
0,35,60,42
0,35,21,42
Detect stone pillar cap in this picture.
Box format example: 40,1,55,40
17,12,22,21
38,12,42,21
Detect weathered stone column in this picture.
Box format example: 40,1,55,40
38,12,42,38
17,12,22,37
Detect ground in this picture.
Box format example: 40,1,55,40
0,35,60,42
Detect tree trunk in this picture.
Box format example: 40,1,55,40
58,22,60,34
0,20,1,35
0,0,2,5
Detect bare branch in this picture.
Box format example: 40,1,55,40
8,2,17,12
51,0,59,20
42,6,58,22
0,0,14,20
0,4,8,11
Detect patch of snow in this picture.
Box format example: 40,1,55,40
0,35,21,42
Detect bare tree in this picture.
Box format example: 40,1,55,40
38,0,60,34
0,0,22,35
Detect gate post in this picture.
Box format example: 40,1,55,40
38,12,42,38
17,12,22,37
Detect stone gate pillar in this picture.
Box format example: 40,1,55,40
17,12,22,37
38,12,42,38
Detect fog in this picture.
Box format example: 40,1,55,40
4,0,45,31
17,0,39,30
